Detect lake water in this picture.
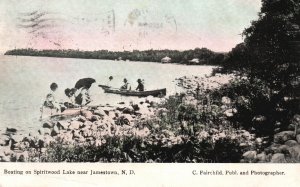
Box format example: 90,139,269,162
0,55,215,135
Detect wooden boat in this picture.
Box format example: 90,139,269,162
98,84,166,97
41,107,89,121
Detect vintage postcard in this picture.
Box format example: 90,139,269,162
0,0,299,186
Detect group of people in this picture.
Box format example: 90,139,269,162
40,82,92,119
40,76,145,118
108,76,144,91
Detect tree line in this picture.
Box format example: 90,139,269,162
4,48,226,65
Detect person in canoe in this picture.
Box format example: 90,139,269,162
40,82,61,120
136,78,144,91
120,78,131,90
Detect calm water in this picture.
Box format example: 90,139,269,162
0,55,215,135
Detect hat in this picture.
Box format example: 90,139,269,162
109,76,113,80
123,78,127,82
137,79,142,83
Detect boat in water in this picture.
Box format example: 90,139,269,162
98,85,166,97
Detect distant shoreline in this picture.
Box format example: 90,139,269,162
4,48,226,65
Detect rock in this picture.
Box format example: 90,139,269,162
6,127,17,133
68,121,82,130
291,114,300,126
236,96,249,106
288,145,300,161
42,121,54,129
131,104,140,111
270,153,286,163
255,138,263,144
122,107,135,114
94,109,107,116
82,110,93,120
277,145,289,154
51,125,60,136
83,121,93,128
40,128,51,136
287,124,296,131
224,109,236,117
57,121,70,130
268,143,281,153
297,134,300,143
252,115,267,123
77,115,86,122
274,131,295,143
256,152,267,162
285,140,298,147
108,112,116,119
11,135,24,143
242,151,257,161
91,115,101,122
221,96,231,105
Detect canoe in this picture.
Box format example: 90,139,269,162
99,85,166,97
41,107,88,121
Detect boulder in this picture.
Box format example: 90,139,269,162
255,138,263,144
252,115,267,123
6,127,17,133
270,153,286,163
42,121,54,129
82,110,93,120
11,135,24,143
94,109,107,116
77,115,87,122
277,145,289,154
236,96,249,106
57,121,70,130
51,125,60,136
242,151,257,161
274,131,295,143
83,121,93,128
68,121,82,130
287,124,296,131
91,115,101,122
291,114,300,126
221,96,231,105
256,152,267,162
296,134,300,143
40,128,51,136
108,112,116,119
285,140,298,147
122,107,135,115
131,104,140,111
224,109,237,117
288,145,300,161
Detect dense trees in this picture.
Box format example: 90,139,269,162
225,0,300,89
4,48,225,65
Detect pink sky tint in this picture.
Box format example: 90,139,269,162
0,0,262,53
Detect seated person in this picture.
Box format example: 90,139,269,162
64,88,79,108
120,78,131,90
136,79,144,91
40,83,61,119
74,87,92,106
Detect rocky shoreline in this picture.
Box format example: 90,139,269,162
0,95,164,162
1,74,299,163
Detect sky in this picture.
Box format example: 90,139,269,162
0,0,261,53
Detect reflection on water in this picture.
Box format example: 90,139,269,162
0,55,215,134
